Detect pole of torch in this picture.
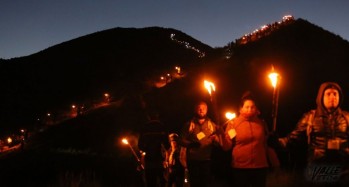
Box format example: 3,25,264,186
129,144,144,170
272,81,280,132
211,91,220,126
209,88,224,147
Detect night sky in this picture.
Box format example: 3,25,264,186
1,0,349,59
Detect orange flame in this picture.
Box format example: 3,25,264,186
225,112,236,120
204,80,215,95
122,138,129,145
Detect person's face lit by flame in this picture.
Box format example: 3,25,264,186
195,102,208,119
323,88,339,112
240,100,258,118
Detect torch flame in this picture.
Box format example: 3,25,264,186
225,112,236,120
122,138,129,145
7,137,12,144
268,72,279,88
175,66,181,74
204,80,215,95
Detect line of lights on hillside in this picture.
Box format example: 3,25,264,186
1,64,185,150
236,15,295,45
0,92,112,152
1,64,186,150
170,33,205,58
156,66,185,88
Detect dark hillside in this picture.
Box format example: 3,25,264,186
0,27,213,132
0,102,148,186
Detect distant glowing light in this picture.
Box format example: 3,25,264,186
282,15,294,21
175,66,181,74
261,25,268,30
7,137,12,144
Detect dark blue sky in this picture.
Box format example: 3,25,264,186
1,0,349,59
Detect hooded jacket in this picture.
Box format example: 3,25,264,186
281,82,349,163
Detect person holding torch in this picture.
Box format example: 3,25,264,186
180,101,221,187
221,91,279,187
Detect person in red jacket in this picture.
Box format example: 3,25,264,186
222,91,271,187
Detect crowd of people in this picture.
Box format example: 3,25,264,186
137,81,349,187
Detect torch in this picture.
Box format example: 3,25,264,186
221,112,236,129
268,68,281,132
122,138,144,170
204,80,220,125
224,112,236,123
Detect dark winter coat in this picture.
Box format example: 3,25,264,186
281,82,349,164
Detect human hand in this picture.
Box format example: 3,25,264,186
163,161,169,168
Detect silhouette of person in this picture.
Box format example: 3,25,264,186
138,110,169,187
164,133,185,187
